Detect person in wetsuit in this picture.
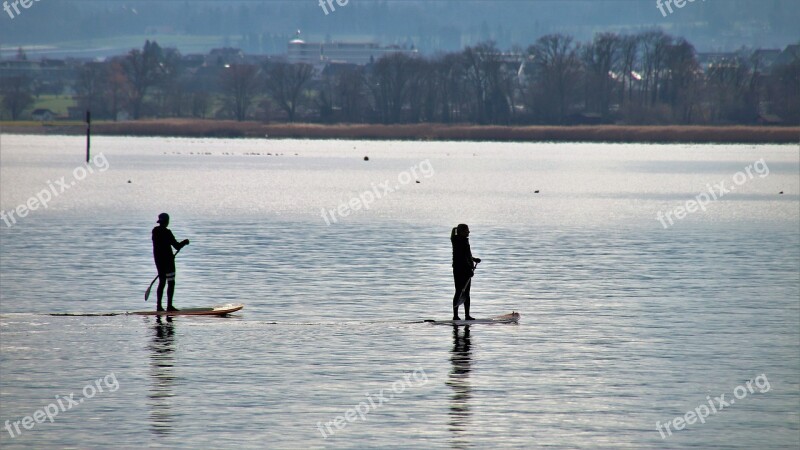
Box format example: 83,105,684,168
152,213,189,312
451,224,480,321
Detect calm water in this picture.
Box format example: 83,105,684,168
1,135,798,449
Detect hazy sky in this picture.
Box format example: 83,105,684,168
1,0,798,58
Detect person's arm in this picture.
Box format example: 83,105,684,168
466,242,480,265
168,230,189,251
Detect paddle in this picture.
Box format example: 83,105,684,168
144,247,183,301
456,260,479,308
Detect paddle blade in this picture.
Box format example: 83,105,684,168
455,278,472,308
144,275,159,301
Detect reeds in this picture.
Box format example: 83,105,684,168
4,119,798,143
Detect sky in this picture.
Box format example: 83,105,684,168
0,0,798,58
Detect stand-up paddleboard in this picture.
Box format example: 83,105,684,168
424,311,520,325
130,303,244,316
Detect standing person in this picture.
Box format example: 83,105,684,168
451,224,480,321
152,213,189,312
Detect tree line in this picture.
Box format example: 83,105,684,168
3,31,799,125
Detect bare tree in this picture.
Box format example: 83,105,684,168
106,61,130,121
639,30,672,106
220,64,261,121
706,56,759,123
337,66,366,123
462,42,511,124
76,62,109,118
435,53,467,123
122,41,167,119
407,58,435,123
527,34,582,123
367,53,416,124
618,34,640,107
1,76,34,120
767,56,800,124
154,48,186,118
662,38,700,123
264,62,314,122
582,32,620,118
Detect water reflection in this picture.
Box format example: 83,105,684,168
147,316,176,436
446,324,472,448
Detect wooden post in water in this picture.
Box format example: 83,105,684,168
85,110,91,163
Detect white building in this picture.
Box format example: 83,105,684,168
287,32,417,66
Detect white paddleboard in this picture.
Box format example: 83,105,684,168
130,303,244,316
425,311,520,325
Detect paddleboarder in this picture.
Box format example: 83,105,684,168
451,224,480,321
152,213,189,312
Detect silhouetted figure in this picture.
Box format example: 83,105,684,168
451,224,480,321
152,213,189,312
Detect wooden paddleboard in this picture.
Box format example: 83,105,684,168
130,303,244,316
425,311,520,325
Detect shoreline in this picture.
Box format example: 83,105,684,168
2,120,798,144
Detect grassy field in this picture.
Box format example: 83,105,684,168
2,119,798,143
31,95,76,116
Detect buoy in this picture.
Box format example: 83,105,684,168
127,180,132,184
779,191,784,194
364,156,369,161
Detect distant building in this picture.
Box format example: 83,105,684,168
31,109,55,121
774,44,800,66
207,48,245,67
287,31,417,67
696,52,739,71
752,49,781,70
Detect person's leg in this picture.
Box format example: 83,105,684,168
166,281,176,310
452,272,468,320
156,274,167,311
166,271,178,311
463,281,474,320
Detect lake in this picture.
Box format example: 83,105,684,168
1,135,798,448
